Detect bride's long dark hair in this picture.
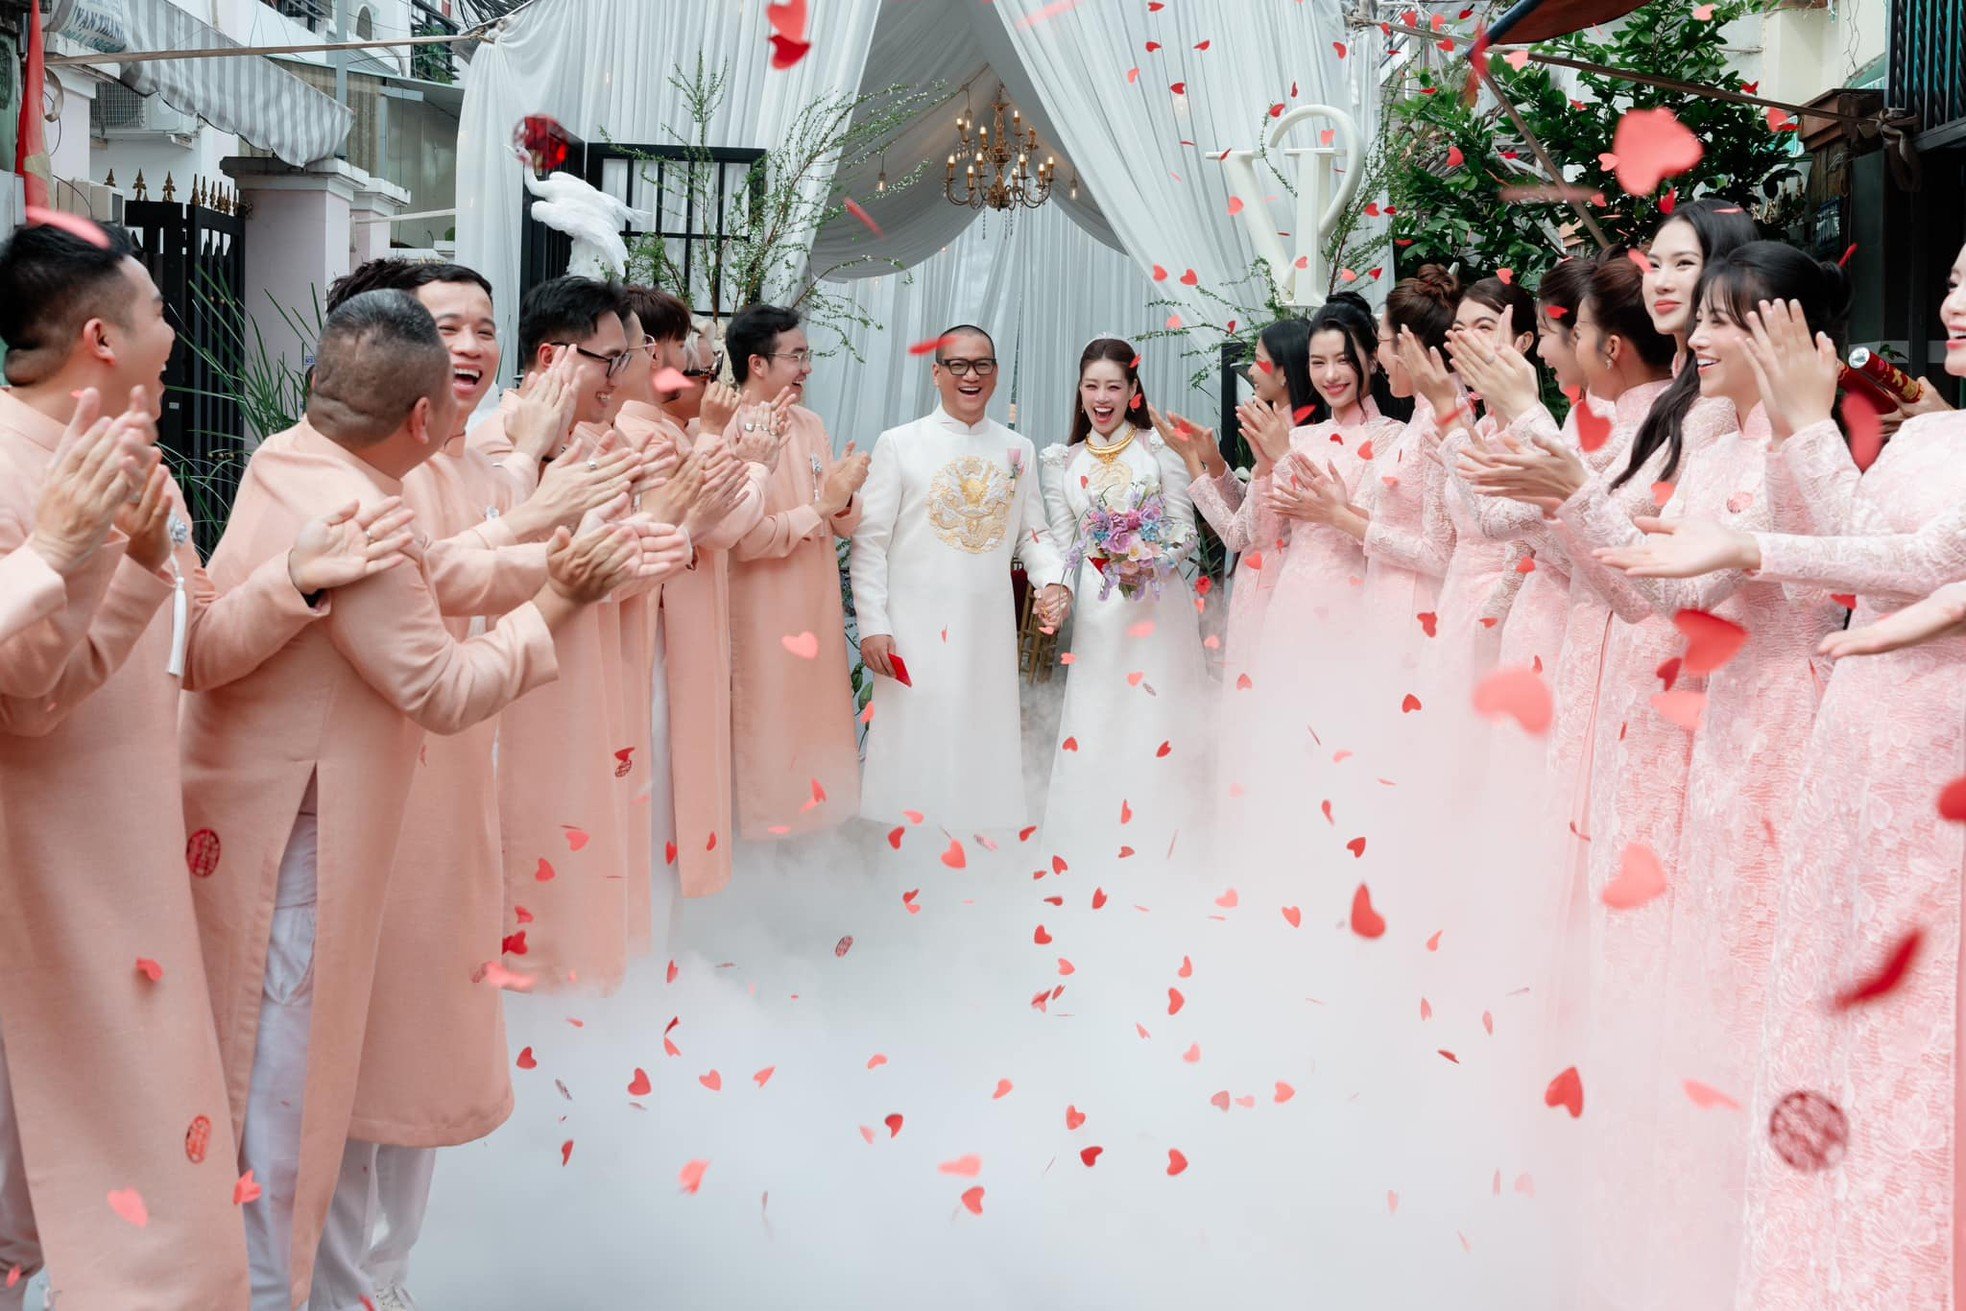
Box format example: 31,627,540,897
1068,338,1154,445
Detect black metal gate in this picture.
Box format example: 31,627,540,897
124,189,247,555
518,133,767,320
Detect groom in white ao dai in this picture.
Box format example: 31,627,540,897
850,325,1071,831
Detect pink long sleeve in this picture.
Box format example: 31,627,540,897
1753,496,1966,596
326,559,559,735
178,539,327,693
1552,401,1747,623
1190,470,1251,546
1363,441,1453,578
0,547,65,647
695,459,769,551
0,554,171,735
421,533,550,618
1772,413,1861,535
0,524,128,699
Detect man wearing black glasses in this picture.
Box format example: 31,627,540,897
849,325,1070,833
468,276,630,498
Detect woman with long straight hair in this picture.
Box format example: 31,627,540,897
1459,205,1760,1307
1165,316,1314,699
1234,295,1404,712
1598,235,1966,1309
1537,243,1853,1307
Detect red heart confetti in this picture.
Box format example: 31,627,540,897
1545,1066,1584,1117
1472,667,1552,734
1609,108,1704,194
1831,927,1923,1010
1350,884,1386,938
1684,1079,1740,1110
1602,843,1667,909
1674,609,1748,674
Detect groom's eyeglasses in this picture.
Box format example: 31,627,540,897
939,358,999,377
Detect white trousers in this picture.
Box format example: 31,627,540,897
309,1141,434,1311
243,810,319,1311
0,1026,40,1311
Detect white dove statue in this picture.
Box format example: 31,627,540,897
523,170,652,280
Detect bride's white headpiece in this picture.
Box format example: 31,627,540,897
1082,331,1136,350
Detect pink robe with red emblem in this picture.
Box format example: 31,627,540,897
181,421,558,1307
0,388,341,1309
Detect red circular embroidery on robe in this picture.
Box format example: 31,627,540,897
185,1114,212,1164
1768,1090,1848,1171
185,828,221,878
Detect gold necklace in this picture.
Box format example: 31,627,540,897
1086,429,1135,462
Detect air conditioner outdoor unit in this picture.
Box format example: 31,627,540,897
91,80,198,140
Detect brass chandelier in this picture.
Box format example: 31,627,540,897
945,88,1058,211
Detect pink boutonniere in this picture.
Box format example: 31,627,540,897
1007,445,1026,482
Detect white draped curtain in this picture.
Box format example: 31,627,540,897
455,0,883,377
988,0,1382,341
802,201,1209,452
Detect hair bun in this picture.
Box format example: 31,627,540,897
1412,263,1462,304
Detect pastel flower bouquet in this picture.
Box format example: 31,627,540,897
1067,488,1194,601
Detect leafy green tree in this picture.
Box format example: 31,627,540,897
1381,0,1803,283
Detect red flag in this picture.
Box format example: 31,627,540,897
17,0,50,208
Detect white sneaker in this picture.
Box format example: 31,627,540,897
371,1289,419,1311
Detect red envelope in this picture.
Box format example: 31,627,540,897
889,654,913,687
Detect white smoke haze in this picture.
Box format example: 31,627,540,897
408,588,1602,1309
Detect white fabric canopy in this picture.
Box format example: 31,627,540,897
802,199,1212,452
455,0,883,375
989,0,1381,341
807,0,1121,277
455,0,1372,407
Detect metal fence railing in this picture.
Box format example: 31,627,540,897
1890,0,1965,143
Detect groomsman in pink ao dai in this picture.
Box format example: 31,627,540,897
722,304,871,839
0,224,412,1309
613,287,766,898
307,259,628,1311
179,290,674,1310
850,325,1069,831
482,278,664,997
0,391,159,655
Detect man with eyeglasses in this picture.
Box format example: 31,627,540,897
468,276,631,497
721,303,871,840
849,325,1071,832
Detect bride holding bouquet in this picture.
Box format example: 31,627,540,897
1038,337,1210,872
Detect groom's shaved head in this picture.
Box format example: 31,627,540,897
937,325,994,360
